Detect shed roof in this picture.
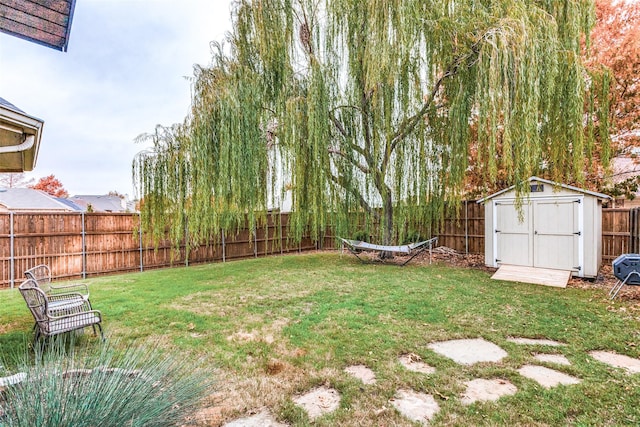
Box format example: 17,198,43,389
0,0,77,52
0,96,44,172
476,176,610,204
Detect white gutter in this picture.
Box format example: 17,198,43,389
0,134,35,153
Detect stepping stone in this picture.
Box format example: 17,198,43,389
223,410,289,427
344,365,376,384
533,353,571,366
0,372,26,387
293,386,340,420
460,378,518,405
428,338,508,366
398,353,436,374
518,364,581,388
589,351,640,374
391,389,439,425
507,337,565,347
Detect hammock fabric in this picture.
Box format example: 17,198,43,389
339,237,438,266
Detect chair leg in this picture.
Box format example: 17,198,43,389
96,323,105,342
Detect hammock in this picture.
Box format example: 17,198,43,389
339,237,438,266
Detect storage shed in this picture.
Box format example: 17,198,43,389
478,176,609,278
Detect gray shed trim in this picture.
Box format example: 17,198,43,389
476,176,610,204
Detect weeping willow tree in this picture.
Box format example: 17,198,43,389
134,0,610,252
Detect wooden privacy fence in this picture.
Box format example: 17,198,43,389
1,206,637,289
437,204,639,263
0,212,321,289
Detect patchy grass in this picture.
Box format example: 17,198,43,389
1,252,640,426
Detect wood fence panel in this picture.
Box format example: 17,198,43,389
85,213,141,276
437,201,485,254
602,208,631,262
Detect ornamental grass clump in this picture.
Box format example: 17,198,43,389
0,340,213,427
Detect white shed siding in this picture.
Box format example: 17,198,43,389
479,177,608,278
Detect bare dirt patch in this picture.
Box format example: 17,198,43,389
460,378,517,405
292,386,341,420
589,350,640,374
398,353,436,374
428,338,508,366
517,365,581,388
390,389,440,425
344,365,376,385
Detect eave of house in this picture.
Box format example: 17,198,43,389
0,98,43,172
0,0,77,52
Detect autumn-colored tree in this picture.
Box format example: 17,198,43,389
30,174,69,198
589,0,640,151
0,173,35,188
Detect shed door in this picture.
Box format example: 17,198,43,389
495,201,532,266
533,199,580,271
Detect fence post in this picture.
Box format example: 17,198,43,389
81,212,86,279
139,213,143,272
254,218,258,258
184,220,189,267
221,228,226,262
279,211,283,255
464,200,469,254
9,212,14,289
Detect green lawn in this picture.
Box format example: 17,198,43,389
1,252,640,426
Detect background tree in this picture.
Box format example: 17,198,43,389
0,173,35,188
30,174,69,198
590,0,640,151
135,0,610,250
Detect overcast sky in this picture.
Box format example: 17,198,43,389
0,0,233,198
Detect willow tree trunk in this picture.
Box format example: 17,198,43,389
380,195,394,259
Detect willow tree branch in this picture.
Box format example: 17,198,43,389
328,147,370,174
326,170,378,218
388,43,482,157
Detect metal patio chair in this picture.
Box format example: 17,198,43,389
25,264,90,303
18,279,103,345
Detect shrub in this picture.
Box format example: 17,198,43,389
0,339,213,426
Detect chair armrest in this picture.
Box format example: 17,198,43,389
48,292,85,302
49,283,89,297
47,294,92,316
47,308,101,322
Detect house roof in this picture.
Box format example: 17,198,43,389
0,187,74,211
69,195,127,212
477,176,610,204
0,97,44,172
54,197,83,211
0,0,77,52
